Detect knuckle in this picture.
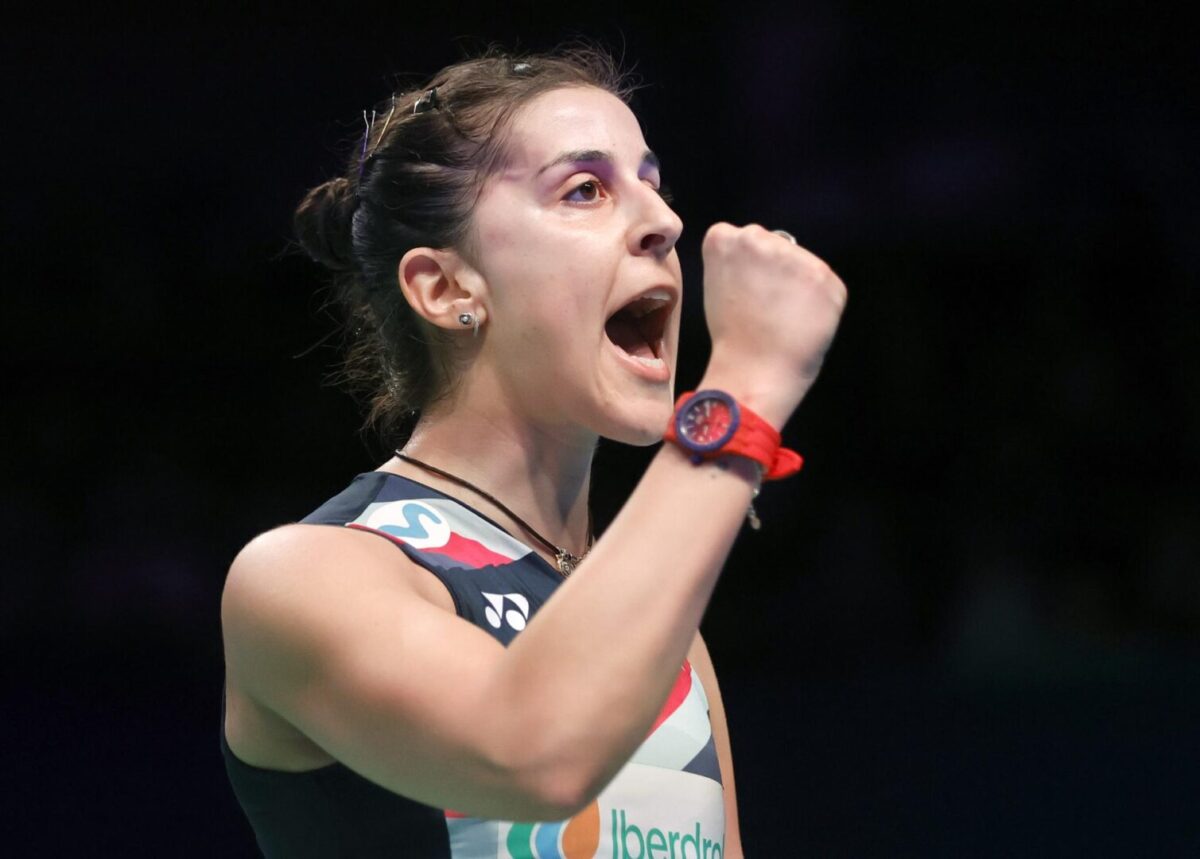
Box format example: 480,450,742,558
702,222,736,251
829,278,848,309
735,226,767,253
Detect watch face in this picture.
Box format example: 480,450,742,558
677,391,740,452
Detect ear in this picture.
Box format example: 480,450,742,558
397,247,487,331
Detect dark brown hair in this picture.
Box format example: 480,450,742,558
293,44,635,446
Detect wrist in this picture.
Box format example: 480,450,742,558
712,453,763,485
665,389,803,483
663,387,803,530
697,360,801,431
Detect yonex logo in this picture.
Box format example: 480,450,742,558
482,592,529,631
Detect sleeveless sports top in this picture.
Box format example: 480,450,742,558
221,471,726,858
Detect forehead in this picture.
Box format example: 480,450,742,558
501,86,648,170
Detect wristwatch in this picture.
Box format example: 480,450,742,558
663,390,803,481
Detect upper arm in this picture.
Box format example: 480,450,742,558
220,524,578,819
688,631,744,858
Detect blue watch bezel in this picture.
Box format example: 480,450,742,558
674,389,741,455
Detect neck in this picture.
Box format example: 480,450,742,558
388,373,596,558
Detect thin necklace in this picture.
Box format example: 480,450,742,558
394,451,592,576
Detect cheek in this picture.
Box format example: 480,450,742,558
496,252,610,336
498,287,596,373
472,201,620,352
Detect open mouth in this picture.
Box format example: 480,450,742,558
603,290,672,369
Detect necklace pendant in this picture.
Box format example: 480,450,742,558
555,550,581,576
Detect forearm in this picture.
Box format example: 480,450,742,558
484,219,846,807
489,381,786,804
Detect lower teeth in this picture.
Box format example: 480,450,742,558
631,354,664,367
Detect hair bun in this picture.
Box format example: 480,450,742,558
293,176,358,271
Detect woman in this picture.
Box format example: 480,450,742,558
221,46,845,858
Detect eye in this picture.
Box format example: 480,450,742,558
564,178,607,204
656,183,675,205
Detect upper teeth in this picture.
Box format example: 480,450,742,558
629,290,671,318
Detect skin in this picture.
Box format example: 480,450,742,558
224,84,845,854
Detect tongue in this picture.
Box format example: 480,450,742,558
606,312,656,359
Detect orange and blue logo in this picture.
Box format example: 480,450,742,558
504,801,600,859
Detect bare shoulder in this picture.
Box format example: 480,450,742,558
221,523,453,690
223,521,429,597
222,522,457,618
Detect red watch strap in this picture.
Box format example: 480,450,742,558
767,447,804,479
724,427,804,479
665,391,804,480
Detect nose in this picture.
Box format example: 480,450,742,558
630,185,684,258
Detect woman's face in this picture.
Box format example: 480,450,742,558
466,86,684,446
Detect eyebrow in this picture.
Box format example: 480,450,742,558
536,148,660,176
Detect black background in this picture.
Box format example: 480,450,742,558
4,2,1198,854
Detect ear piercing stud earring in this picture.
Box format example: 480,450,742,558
458,312,481,337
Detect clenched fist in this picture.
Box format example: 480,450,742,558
699,223,847,428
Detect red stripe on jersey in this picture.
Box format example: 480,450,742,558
646,659,693,738
346,524,518,569
427,531,520,568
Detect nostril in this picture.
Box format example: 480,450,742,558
640,233,664,252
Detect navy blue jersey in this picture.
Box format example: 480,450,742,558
222,471,725,858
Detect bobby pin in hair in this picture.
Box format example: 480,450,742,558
413,87,440,114
358,109,375,178
357,95,398,178
376,95,397,143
